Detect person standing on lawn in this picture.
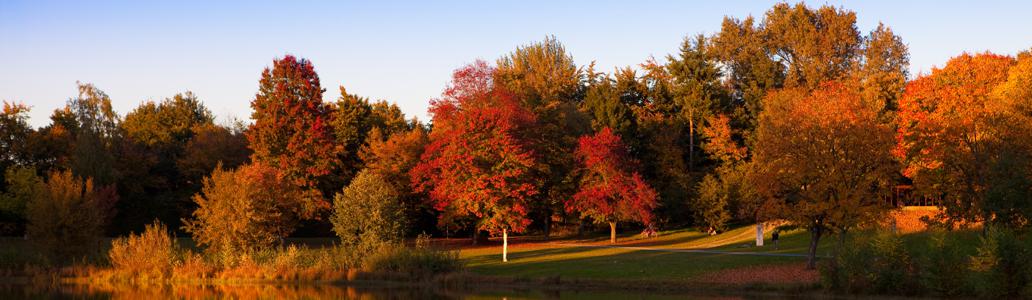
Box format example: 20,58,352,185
772,230,780,250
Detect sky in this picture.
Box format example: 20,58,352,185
2,1,1031,128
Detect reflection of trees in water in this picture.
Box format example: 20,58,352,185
18,282,450,299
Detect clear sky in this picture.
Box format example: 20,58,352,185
2,1,1031,128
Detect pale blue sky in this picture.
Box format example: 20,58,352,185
2,1,1030,128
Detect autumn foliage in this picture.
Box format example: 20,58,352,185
184,162,316,256
247,55,336,206
411,60,540,237
567,127,657,243
894,53,1026,226
751,81,897,268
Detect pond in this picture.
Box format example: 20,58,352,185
0,282,822,299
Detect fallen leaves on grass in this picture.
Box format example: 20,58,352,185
692,263,818,285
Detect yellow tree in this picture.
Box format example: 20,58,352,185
751,82,897,269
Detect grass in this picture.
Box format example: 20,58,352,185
456,224,833,281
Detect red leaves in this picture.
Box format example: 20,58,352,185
411,61,540,235
247,55,335,206
567,127,658,226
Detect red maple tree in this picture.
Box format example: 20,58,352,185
410,60,540,262
568,127,658,243
246,55,336,212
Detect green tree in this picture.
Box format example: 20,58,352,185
0,166,42,234
665,34,727,172
495,37,589,238
66,82,121,186
330,87,373,185
331,170,405,251
0,102,34,183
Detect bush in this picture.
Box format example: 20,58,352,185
821,231,918,295
969,228,1032,298
26,170,116,264
916,230,971,296
362,234,462,276
331,170,405,252
108,221,180,279
183,163,316,255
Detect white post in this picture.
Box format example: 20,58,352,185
502,228,508,262
756,223,764,246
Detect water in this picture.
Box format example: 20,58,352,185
0,282,815,299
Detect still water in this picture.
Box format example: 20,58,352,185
1,282,815,299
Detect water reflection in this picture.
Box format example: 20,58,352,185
0,282,807,299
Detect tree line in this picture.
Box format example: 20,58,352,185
1,3,1031,267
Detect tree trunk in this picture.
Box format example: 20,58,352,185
502,228,508,262
543,211,551,240
471,230,477,245
689,117,695,173
755,223,764,246
609,221,617,244
807,226,823,270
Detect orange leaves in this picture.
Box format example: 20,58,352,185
751,80,896,233
895,52,1015,179
701,114,746,164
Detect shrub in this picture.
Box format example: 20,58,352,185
26,170,116,264
362,234,462,276
183,163,316,256
969,228,1032,298
916,230,972,296
821,231,918,295
331,170,405,252
108,221,180,279
172,250,216,280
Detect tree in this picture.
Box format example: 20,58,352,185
67,82,121,186
0,166,41,234
694,114,753,235
711,3,898,125
495,35,582,107
183,162,315,255
567,127,658,244
665,34,727,172
27,170,117,263
176,124,251,186
495,37,589,238
894,53,1017,228
858,23,909,116
411,60,540,262
122,92,213,149
361,127,431,234
330,87,373,185
118,92,216,232
247,55,336,209
751,82,897,269
0,102,34,184
331,170,405,251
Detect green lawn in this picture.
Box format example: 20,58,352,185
457,225,833,281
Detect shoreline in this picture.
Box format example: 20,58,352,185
0,268,822,297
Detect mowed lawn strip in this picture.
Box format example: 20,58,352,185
457,225,833,281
